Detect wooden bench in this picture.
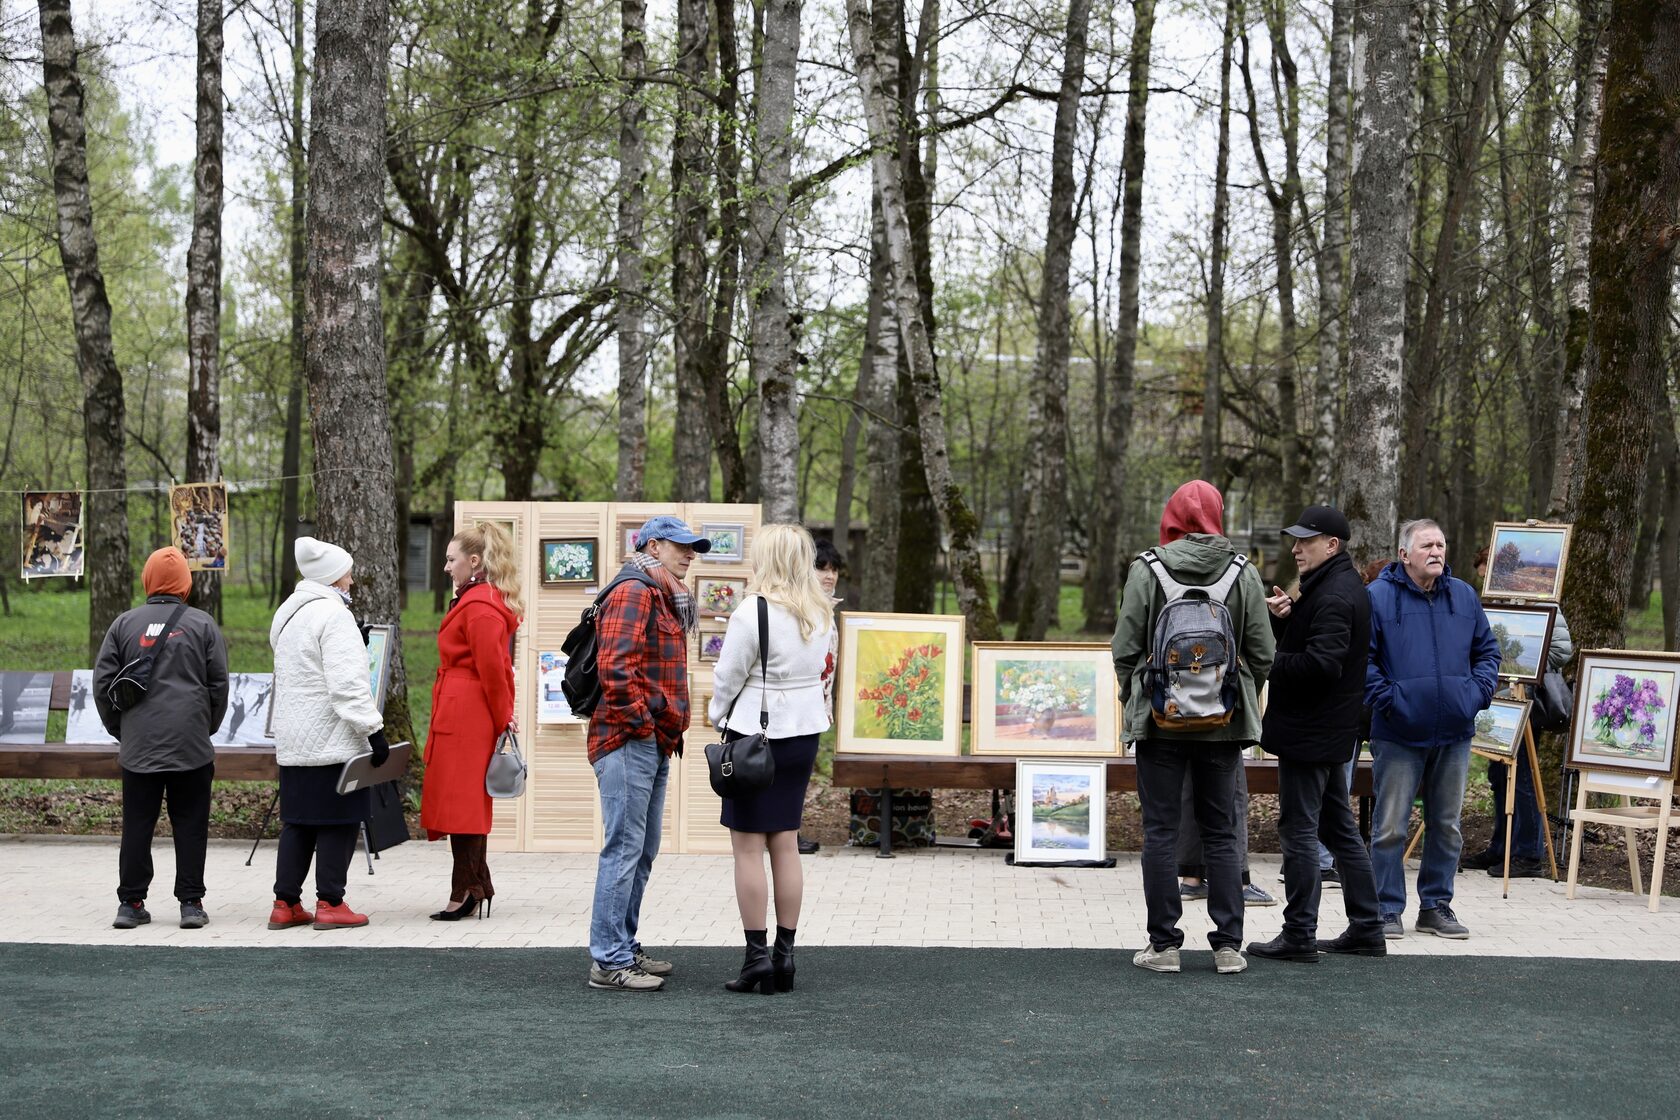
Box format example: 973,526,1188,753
0,671,277,781
831,753,1376,857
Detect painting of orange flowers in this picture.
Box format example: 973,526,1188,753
836,612,964,755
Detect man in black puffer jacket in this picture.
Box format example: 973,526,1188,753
1248,506,1386,962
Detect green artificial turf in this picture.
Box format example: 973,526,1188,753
2,945,1675,1119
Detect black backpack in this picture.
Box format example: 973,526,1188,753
105,601,191,713
560,571,658,717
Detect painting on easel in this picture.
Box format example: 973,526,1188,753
1568,650,1680,779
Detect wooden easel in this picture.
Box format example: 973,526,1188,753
1565,768,1677,913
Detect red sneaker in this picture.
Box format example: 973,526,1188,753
312,900,370,930
267,900,314,930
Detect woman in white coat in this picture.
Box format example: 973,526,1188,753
708,524,836,993
267,537,387,930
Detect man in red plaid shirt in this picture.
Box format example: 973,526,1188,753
587,515,709,992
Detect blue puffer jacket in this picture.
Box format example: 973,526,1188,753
1365,561,1501,750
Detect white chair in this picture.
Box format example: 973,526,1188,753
1564,769,1677,912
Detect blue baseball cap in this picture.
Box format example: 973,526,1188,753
634,515,712,552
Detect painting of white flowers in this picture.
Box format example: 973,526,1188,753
971,643,1121,757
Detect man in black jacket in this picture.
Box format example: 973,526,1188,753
1247,506,1386,961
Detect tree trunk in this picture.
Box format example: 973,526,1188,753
846,0,999,639
185,0,223,620
615,0,649,500
1314,0,1352,498
1521,7,1562,517
747,0,801,523
1551,0,1608,516
860,197,901,614
1201,0,1237,484
1628,433,1665,609
1342,0,1417,568
1660,392,1680,649
671,0,713,500
304,0,411,742
701,0,749,502
279,0,307,594
1015,0,1091,641
37,0,131,658
1083,0,1156,636
1559,0,1680,654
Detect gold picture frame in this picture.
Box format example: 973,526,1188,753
970,642,1121,757
835,611,964,756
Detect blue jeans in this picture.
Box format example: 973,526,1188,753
590,738,670,970
1487,753,1543,860
1370,738,1470,919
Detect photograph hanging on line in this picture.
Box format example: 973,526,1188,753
1014,758,1108,864
970,643,1121,757
21,491,84,580
699,523,745,562
1481,522,1571,601
1568,651,1680,778
835,612,964,755
65,670,114,745
169,482,229,571
541,538,598,585
538,651,579,722
1483,604,1557,685
1471,697,1532,760
695,576,747,617
0,671,53,744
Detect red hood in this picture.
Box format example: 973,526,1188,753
1160,480,1225,544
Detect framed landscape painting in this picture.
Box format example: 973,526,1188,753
970,642,1121,757
836,612,964,755
1484,605,1556,685
1014,758,1107,864
1482,522,1571,602
700,523,745,563
541,538,597,585
1471,697,1531,761
1568,650,1680,779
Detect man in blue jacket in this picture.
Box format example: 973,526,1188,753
1366,519,1501,940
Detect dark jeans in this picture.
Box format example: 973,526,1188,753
118,763,214,904
274,822,360,906
450,834,494,901
1486,753,1543,861
1178,761,1252,883
1136,740,1243,950
1277,758,1382,942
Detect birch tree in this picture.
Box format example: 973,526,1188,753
615,0,649,500
36,0,130,658
1200,0,1237,485
670,0,713,499
185,0,223,618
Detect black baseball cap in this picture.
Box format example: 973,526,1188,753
1283,505,1351,541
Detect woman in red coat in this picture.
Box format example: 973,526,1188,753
421,521,522,920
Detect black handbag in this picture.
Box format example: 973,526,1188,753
705,597,775,799
105,601,191,712
1529,669,1574,732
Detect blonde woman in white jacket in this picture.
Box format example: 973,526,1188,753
266,538,387,931
707,524,836,994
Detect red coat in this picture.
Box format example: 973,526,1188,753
421,581,519,839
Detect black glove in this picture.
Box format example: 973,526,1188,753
357,622,373,646
368,729,390,767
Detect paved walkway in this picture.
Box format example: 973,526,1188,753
2,835,1676,958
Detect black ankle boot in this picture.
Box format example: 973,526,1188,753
772,925,797,992
723,929,775,994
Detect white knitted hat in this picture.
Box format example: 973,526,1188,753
295,536,353,584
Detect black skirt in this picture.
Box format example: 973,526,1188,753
719,730,820,834
279,763,370,826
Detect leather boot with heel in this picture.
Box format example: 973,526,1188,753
723,929,775,994
772,925,797,992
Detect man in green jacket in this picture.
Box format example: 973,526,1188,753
1113,481,1275,975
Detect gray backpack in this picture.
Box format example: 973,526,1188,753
1141,550,1247,731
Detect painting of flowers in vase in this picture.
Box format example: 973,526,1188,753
970,643,1121,757
1569,651,1680,778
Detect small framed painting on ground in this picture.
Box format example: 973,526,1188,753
1483,604,1557,685
1482,522,1571,602
1014,758,1107,863
836,612,964,755
1471,697,1531,760
700,523,745,562
541,538,597,585
1569,650,1680,779
970,642,1121,757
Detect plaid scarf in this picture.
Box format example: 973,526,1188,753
625,550,696,631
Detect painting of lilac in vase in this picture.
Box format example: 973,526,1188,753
1569,651,1680,779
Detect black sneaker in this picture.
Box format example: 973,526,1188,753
1491,857,1547,879
1416,904,1470,939
1321,867,1342,890
797,835,821,855
179,900,209,929
1246,933,1320,963
113,901,151,929
1316,928,1389,956
1459,847,1501,871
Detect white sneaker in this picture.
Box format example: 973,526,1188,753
1132,945,1181,973
588,964,665,991
1214,946,1248,974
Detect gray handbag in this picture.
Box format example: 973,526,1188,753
485,727,527,798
